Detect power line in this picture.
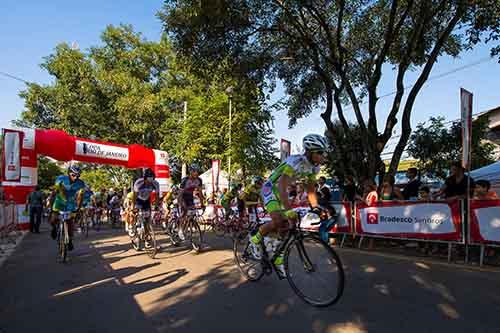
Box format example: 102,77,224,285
342,56,494,112
0,71,31,84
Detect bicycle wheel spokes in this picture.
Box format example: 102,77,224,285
186,219,203,253
285,235,344,307
145,223,157,258
233,232,264,282
58,223,67,263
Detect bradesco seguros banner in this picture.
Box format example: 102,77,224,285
355,201,462,241
469,200,500,245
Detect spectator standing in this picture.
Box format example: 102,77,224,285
287,184,298,202
26,186,44,233
356,179,378,206
435,162,474,200
330,174,342,202
473,180,498,200
317,176,331,207
402,168,421,200
293,183,309,206
418,186,431,201
342,175,357,202
380,175,403,201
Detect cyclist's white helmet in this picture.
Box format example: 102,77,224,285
303,134,328,152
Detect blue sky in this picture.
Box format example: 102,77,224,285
1,0,500,157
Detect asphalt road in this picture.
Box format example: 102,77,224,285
1,223,500,333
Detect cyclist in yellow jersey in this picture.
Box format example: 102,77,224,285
123,190,135,233
239,176,264,218
250,134,328,275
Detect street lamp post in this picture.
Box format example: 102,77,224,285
225,86,234,185
181,101,188,178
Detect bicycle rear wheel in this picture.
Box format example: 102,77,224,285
186,218,203,253
285,235,344,307
83,214,89,238
214,217,227,237
144,223,157,258
233,231,264,282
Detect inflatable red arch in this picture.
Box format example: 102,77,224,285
1,128,170,228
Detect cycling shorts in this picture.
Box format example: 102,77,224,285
135,198,151,211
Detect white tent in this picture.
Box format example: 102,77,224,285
470,161,500,195
199,168,229,194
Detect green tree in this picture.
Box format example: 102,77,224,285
160,0,500,179
408,116,495,178
37,157,63,191
79,165,134,192
17,24,276,177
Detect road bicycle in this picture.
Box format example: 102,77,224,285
233,210,345,307
129,209,157,259
78,207,94,238
94,207,103,231
56,211,71,263
165,205,203,253
110,206,122,229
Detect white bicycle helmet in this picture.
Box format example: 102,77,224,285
303,134,328,152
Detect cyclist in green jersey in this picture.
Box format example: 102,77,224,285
249,134,328,273
221,183,241,217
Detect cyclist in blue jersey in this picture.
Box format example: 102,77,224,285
49,165,86,251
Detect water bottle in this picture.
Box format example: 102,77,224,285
263,236,281,258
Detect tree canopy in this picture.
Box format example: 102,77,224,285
159,0,500,180
408,116,496,178
17,24,277,178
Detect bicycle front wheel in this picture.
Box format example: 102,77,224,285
186,218,203,253
285,235,344,307
58,223,68,263
144,223,157,259
233,231,264,282
84,215,89,238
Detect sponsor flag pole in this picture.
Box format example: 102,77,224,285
280,139,291,162
461,88,473,257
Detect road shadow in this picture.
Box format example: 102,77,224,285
3,225,500,333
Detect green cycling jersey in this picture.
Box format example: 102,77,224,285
261,154,319,213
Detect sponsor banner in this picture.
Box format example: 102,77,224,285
17,205,29,224
2,129,22,181
296,203,352,233
154,164,170,180
470,200,500,245
355,201,462,241
156,177,169,195
153,149,169,166
3,167,38,186
75,139,129,162
460,88,473,170
280,139,291,162
203,204,226,220
21,147,37,168
331,203,352,233
21,128,35,150
212,160,220,192
255,203,353,234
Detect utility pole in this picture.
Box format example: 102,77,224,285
181,101,188,178
225,86,234,185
